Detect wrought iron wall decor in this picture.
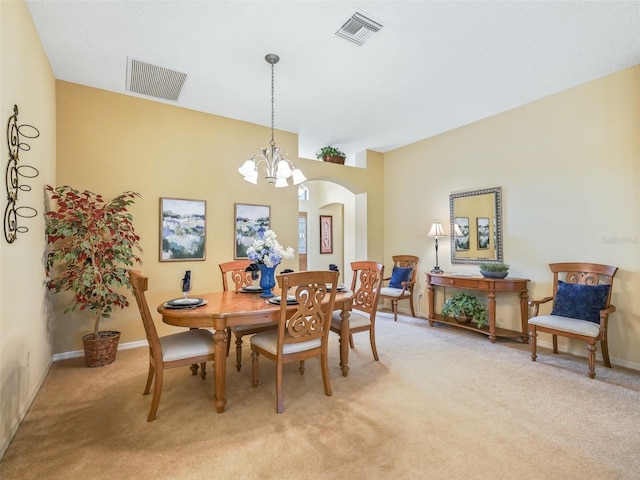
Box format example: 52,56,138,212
5,104,40,243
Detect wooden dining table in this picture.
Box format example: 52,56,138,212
158,289,353,413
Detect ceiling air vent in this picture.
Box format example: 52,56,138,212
126,57,187,102
335,12,383,46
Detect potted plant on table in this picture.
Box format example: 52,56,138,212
479,262,510,279
45,185,143,367
316,145,346,164
441,292,488,327
246,228,294,298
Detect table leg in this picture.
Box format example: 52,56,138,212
213,328,228,413
339,307,351,377
488,291,497,343
519,291,530,343
427,282,435,327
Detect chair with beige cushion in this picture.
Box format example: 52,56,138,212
250,270,338,413
331,261,384,368
219,260,278,371
528,262,618,379
128,270,215,422
379,255,419,321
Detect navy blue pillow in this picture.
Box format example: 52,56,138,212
389,266,413,289
551,280,610,323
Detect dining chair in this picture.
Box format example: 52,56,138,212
528,262,618,378
250,270,338,413
219,260,278,371
379,255,419,321
128,270,215,422
331,261,384,364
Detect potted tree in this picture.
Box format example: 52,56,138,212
45,185,143,367
316,145,346,164
441,292,488,327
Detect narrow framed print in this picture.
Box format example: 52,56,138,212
455,217,470,251
235,203,270,259
320,215,333,254
477,217,490,249
160,197,206,261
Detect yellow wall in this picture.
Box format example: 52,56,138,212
0,0,57,457
384,65,640,369
54,81,384,354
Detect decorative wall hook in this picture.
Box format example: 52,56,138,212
5,104,40,243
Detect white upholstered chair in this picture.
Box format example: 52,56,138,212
528,262,618,379
128,270,215,422
250,270,338,413
379,255,419,321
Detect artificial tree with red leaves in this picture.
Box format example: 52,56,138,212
45,185,143,341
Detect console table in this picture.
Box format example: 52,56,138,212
426,273,530,343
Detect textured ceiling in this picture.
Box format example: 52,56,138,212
26,1,640,160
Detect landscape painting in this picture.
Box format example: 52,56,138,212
160,198,206,261
235,203,270,259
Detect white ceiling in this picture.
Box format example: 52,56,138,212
26,1,640,160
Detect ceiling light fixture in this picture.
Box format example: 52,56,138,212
238,54,306,188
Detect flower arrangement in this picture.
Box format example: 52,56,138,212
246,229,294,267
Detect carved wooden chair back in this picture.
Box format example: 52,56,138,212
219,260,254,292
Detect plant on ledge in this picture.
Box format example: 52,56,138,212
480,262,509,272
441,292,488,328
315,145,345,161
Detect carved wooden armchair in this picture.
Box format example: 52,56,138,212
528,262,618,378
379,255,419,321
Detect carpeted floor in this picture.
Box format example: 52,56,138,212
2,312,640,479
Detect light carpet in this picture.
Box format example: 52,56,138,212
2,312,640,480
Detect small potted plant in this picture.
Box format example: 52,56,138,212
316,145,346,164
441,292,488,327
479,262,510,279
45,185,143,367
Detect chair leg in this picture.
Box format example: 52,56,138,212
235,333,244,372
320,351,332,397
299,360,305,375
529,328,537,362
552,334,558,354
587,342,597,379
409,294,416,317
200,362,207,380
369,327,379,361
601,333,612,368
251,349,259,388
276,361,284,414
392,299,399,321
225,327,232,356
144,363,155,395
147,367,163,422
349,333,354,348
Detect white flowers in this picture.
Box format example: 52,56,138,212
246,229,294,267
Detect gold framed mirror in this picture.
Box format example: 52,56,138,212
449,186,503,264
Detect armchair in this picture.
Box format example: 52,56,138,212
528,262,618,378
379,255,419,321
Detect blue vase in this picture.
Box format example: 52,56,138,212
258,264,277,298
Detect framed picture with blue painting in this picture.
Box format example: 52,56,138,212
234,203,271,259
160,197,206,261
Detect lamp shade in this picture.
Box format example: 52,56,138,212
427,220,447,238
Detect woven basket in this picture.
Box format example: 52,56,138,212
82,331,121,368
322,155,346,165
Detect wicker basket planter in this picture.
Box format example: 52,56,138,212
322,155,346,165
82,331,121,368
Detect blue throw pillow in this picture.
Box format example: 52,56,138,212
551,280,610,323
389,266,413,289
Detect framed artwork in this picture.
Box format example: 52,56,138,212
455,217,470,251
477,217,490,249
320,215,333,254
160,197,206,261
234,203,270,259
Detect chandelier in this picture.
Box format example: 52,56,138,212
238,54,306,187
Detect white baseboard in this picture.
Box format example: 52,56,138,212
52,339,148,362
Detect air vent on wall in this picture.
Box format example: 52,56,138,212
126,57,187,102
335,12,383,46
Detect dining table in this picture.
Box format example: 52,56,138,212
158,288,354,413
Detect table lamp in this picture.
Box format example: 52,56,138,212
427,220,447,274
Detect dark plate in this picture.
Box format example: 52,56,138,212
326,284,345,292
240,286,263,293
163,299,207,309
268,295,298,305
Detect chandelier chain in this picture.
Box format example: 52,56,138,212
270,61,275,148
